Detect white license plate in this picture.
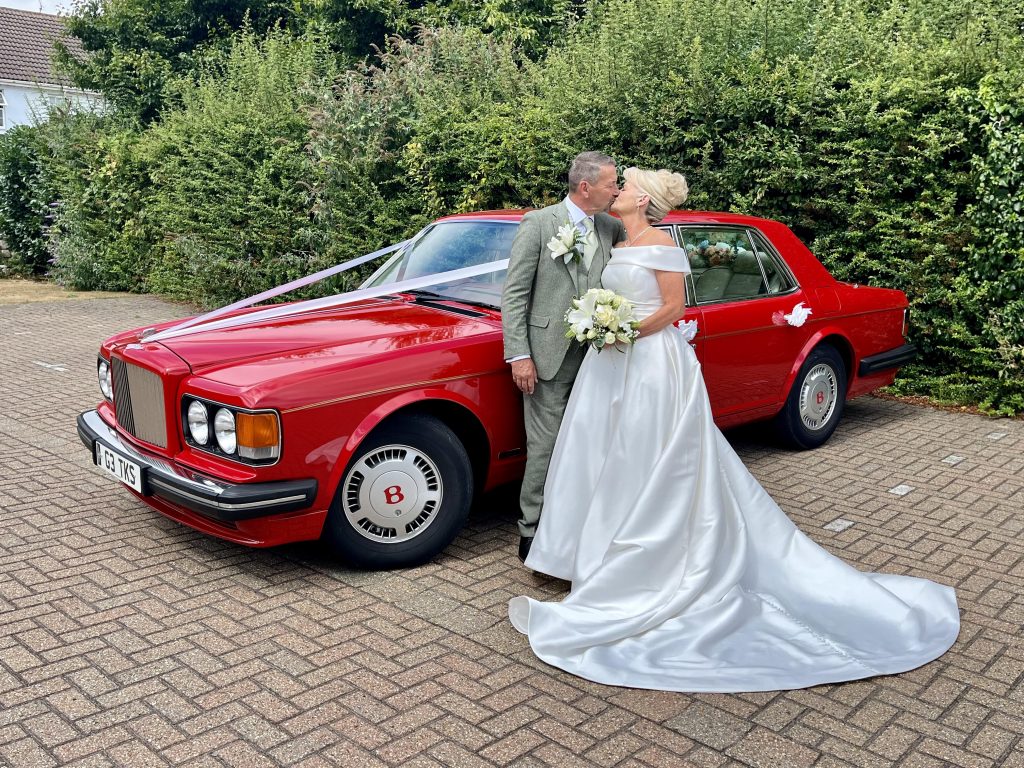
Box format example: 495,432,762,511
95,440,144,493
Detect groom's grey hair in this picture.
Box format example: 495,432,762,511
568,151,616,192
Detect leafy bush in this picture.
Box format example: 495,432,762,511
4,0,1022,413
387,0,1024,412
55,0,403,123
953,73,1024,414
0,126,52,276
141,31,338,306
42,113,157,291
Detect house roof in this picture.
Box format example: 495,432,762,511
0,6,84,87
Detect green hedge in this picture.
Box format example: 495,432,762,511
0,126,52,277
142,32,339,305
1,0,1021,413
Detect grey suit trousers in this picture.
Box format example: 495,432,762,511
518,343,587,537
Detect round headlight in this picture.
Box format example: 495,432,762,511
98,360,112,400
187,401,209,445
214,408,236,454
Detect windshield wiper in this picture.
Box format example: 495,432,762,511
405,290,499,311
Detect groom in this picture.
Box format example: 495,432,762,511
502,151,626,562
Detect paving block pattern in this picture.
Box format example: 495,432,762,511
1,295,1021,767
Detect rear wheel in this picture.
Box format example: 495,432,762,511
774,344,847,450
323,414,472,568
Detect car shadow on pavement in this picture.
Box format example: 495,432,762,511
268,399,908,575
269,481,524,575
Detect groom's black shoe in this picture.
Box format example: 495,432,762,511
518,536,533,563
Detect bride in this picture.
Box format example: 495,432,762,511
508,167,960,693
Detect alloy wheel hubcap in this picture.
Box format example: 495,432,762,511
342,444,443,543
798,364,838,431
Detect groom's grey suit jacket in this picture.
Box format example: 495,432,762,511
502,202,627,381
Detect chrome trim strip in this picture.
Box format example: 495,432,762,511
147,478,308,511
281,372,484,414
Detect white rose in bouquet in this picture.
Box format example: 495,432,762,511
565,288,641,351
595,305,617,328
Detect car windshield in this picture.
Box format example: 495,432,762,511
361,220,515,308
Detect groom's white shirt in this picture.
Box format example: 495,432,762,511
506,197,594,364
563,196,594,246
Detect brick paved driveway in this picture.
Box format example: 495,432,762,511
1,293,1022,767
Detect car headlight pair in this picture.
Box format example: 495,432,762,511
97,358,113,401
182,398,281,463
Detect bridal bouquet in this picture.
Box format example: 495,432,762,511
565,288,641,351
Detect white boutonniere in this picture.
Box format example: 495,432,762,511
547,222,585,264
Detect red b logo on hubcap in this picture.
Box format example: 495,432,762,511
384,486,405,505
816,391,825,405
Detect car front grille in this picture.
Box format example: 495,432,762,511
111,357,168,448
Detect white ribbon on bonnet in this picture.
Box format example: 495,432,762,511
142,226,699,344
145,243,510,343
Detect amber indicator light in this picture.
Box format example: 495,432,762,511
236,412,280,449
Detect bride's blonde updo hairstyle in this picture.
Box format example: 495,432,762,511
624,167,689,224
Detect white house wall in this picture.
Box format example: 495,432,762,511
0,78,102,132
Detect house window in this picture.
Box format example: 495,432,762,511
0,89,6,130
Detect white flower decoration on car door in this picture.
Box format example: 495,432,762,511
783,302,813,327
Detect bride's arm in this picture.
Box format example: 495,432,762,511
636,270,686,338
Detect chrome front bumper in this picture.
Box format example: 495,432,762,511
77,409,317,522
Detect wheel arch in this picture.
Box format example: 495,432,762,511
329,390,491,506
382,399,490,497
818,333,853,384
780,328,854,405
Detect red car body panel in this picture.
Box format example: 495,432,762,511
80,210,910,551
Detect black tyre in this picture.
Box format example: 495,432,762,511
323,414,473,568
774,344,847,450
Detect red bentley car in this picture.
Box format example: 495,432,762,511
78,211,915,567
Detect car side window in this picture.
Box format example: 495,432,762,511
653,225,696,306
679,228,766,304
749,230,797,295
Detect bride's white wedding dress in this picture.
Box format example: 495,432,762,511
508,245,959,693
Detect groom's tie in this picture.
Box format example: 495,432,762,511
582,218,597,271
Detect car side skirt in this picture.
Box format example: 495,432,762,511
858,343,918,376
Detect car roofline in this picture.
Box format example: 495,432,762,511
434,209,778,228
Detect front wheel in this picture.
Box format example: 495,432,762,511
774,345,847,450
323,414,473,568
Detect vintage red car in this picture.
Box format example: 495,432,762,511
78,211,915,567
